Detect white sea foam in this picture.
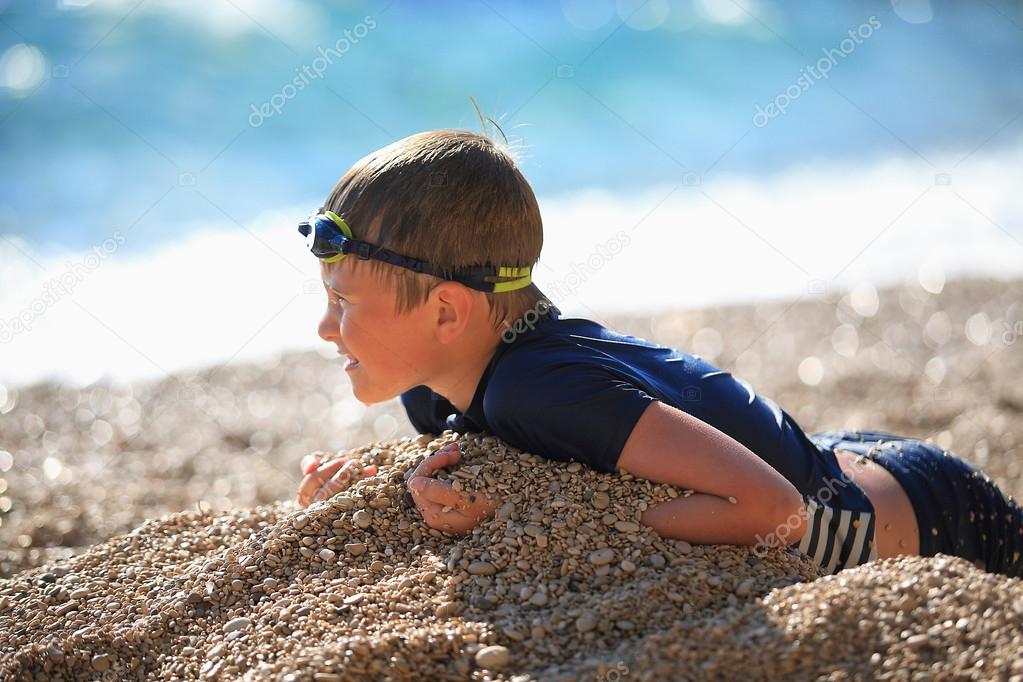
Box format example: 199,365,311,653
1,142,1020,388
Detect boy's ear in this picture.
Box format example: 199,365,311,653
428,281,475,344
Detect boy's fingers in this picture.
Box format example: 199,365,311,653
296,476,315,507
409,477,463,507
313,460,358,500
318,457,353,479
310,461,377,505
301,453,322,475
312,478,344,503
403,444,457,481
296,458,350,506
326,458,358,480
297,473,323,507
410,448,462,480
413,496,444,518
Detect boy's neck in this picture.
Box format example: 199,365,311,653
428,329,503,415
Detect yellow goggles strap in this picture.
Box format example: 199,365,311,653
490,266,533,293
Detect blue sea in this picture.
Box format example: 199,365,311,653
1,0,1022,387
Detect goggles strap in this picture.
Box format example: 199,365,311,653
302,212,534,294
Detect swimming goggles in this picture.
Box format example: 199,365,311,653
297,211,533,293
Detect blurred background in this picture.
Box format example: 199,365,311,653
1,0,1022,386
0,0,1022,574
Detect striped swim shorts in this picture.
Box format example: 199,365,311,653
809,429,1023,578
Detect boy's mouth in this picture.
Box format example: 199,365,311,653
344,356,361,371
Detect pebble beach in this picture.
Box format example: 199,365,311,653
1,275,1022,680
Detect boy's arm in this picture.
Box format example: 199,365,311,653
617,400,806,547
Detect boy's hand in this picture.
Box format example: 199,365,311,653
296,452,377,508
405,443,499,534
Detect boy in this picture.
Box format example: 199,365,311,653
295,129,1023,577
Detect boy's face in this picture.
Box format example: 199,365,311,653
318,258,436,404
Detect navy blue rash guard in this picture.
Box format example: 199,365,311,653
400,304,878,571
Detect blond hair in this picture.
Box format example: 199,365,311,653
321,129,551,330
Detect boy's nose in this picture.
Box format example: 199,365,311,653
318,307,340,344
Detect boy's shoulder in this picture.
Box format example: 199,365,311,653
480,312,662,419
487,312,681,393
485,315,603,394
480,315,665,473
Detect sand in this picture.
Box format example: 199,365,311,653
1,274,1021,679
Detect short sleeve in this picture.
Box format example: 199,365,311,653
484,360,657,474
399,385,456,435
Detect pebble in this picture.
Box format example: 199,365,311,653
318,548,336,563
467,561,497,575
588,548,615,566
905,633,933,648
436,601,460,617
54,600,79,616
91,654,110,672
352,510,372,529
575,612,597,633
475,644,511,670
223,617,252,634
614,520,640,533
523,524,544,537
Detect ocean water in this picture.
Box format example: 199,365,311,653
1,0,1021,387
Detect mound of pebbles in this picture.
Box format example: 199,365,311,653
567,554,1023,681
0,431,821,681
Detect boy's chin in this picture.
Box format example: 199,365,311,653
349,381,392,406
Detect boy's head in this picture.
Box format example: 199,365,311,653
322,128,548,326
314,129,552,404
